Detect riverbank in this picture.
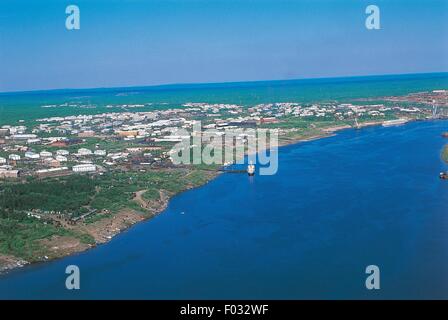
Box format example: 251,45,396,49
0,169,220,274
442,144,448,164
0,118,443,275
2,119,447,299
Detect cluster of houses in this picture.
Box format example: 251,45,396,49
246,102,427,120
0,144,101,179
0,97,437,180
0,108,191,178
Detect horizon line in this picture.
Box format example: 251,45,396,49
1,71,448,96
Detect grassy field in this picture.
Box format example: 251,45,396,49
0,217,94,261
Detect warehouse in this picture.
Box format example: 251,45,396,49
0,169,20,179
36,167,70,178
72,164,96,173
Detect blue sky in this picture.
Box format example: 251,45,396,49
0,0,447,92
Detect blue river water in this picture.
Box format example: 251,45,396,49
0,120,447,299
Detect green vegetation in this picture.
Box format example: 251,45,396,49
142,188,160,201
0,218,62,260
0,168,216,220
0,167,216,261
0,217,94,261
30,137,137,154
93,169,214,209
0,175,96,217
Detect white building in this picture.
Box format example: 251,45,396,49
72,164,96,173
25,151,40,159
94,150,106,156
77,148,92,156
107,152,129,160
55,155,68,162
40,151,53,158
9,154,21,161
11,134,37,140
0,157,6,164
36,167,69,176
56,149,70,156
27,138,41,144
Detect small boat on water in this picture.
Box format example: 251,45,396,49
247,162,255,176
442,132,448,138
382,119,408,127
440,172,448,180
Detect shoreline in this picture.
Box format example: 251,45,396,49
0,118,443,275
0,170,220,275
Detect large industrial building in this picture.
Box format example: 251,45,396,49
72,164,97,173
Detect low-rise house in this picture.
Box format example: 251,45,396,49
94,150,106,156
116,130,139,137
78,130,95,138
0,128,10,137
77,148,92,156
55,155,68,162
25,151,40,159
39,151,53,158
56,149,70,156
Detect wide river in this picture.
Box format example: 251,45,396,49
0,120,447,299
